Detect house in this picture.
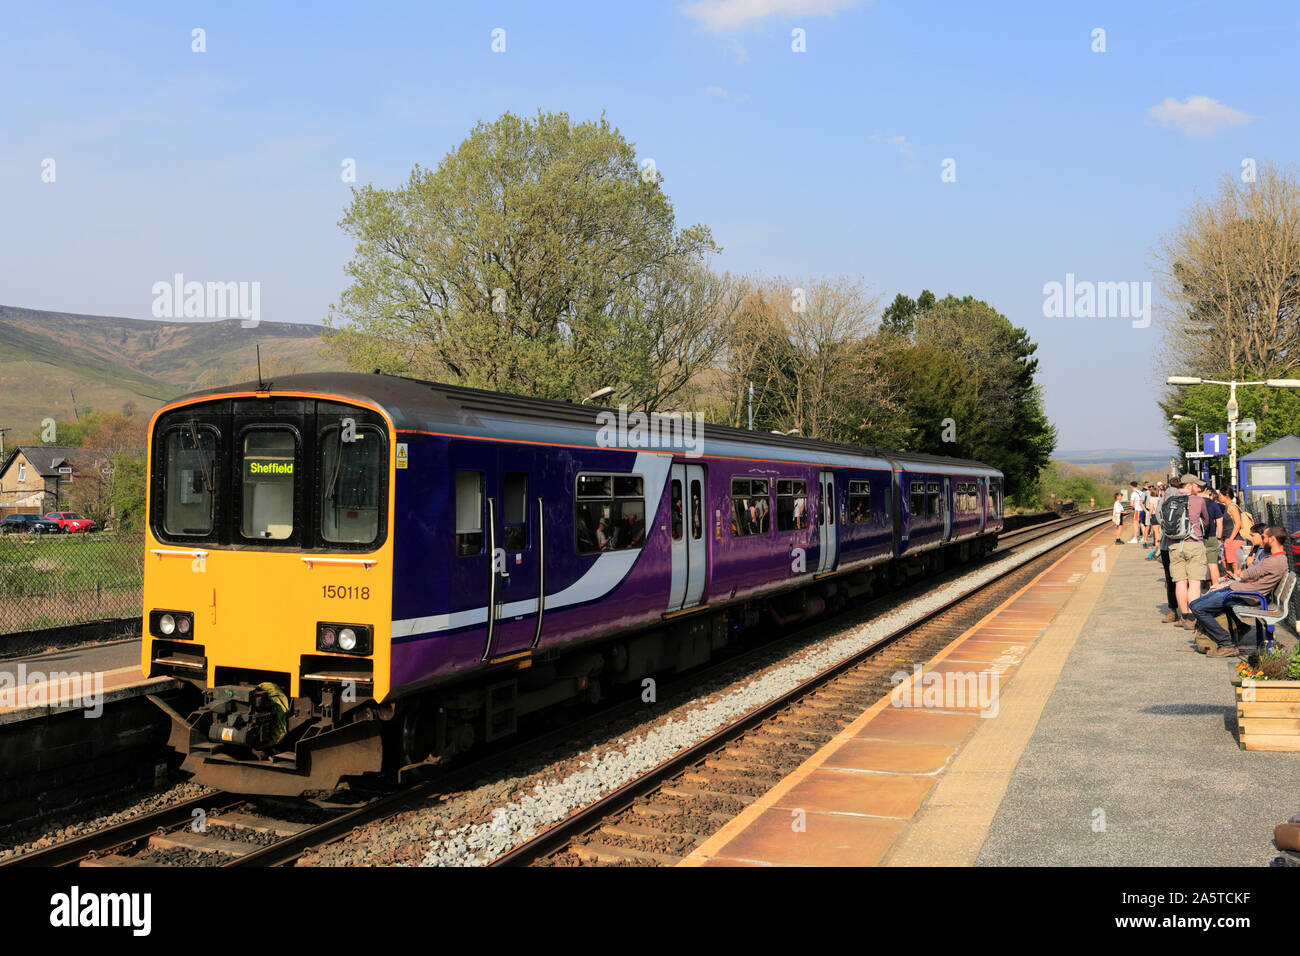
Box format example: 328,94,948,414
1237,434,1300,520
0,445,102,517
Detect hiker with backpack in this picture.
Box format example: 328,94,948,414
1161,473,1211,629
1157,478,1181,619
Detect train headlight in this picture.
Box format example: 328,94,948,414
150,609,194,640
317,622,371,655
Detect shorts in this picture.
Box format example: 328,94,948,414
1168,539,1207,582
1224,537,1244,565
1204,536,1219,565
1112,516,1122,527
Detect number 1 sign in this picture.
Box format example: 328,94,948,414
1203,432,1228,455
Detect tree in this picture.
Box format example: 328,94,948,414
1108,460,1136,484
1155,161,1300,379
325,110,722,411
715,276,897,442
871,343,978,454
1160,375,1300,485
911,295,1056,501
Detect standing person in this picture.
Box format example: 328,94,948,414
1218,487,1244,574
1157,479,1180,619
1129,481,1144,543
1112,491,1125,544
1201,484,1224,587
1165,474,1211,629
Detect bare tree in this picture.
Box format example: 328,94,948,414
1155,161,1300,377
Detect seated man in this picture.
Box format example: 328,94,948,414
1189,525,1290,657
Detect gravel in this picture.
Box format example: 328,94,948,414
0,777,216,861
304,520,1101,867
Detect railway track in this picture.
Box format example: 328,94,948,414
2,511,1104,868
489,516,1107,867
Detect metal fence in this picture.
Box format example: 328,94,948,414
0,531,143,636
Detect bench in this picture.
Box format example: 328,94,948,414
1234,571,1298,651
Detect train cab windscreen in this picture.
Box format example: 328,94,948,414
152,399,388,551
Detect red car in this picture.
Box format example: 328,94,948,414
44,511,97,533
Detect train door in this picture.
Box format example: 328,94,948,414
481,448,540,660
978,478,987,534
817,470,838,572
668,463,707,611
942,477,953,541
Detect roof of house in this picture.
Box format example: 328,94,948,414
0,445,84,477
1240,434,1300,462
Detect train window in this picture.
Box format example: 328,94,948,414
824,480,835,525
954,483,966,513
910,482,924,517
503,472,528,551
576,473,645,554
690,480,703,540
163,425,219,537
671,479,683,541
455,471,484,556
240,429,297,540
731,478,770,537
927,482,941,517
848,480,871,524
319,424,382,545
776,479,808,532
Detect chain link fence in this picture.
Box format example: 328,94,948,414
0,531,143,636
1261,502,1300,630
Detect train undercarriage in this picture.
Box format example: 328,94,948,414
150,533,998,796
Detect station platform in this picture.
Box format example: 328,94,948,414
0,637,175,724
681,528,1299,867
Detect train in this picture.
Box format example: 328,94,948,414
141,372,1004,794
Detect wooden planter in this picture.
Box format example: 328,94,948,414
1233,677,1300,751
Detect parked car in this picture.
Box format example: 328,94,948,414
1,513,63,534
43,511,97,533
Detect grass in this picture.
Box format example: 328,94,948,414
0,531,143,634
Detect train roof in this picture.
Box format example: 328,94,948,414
170,371,1002,477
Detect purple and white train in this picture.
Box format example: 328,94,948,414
144,372,1004,793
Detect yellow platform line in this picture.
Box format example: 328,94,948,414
679,528,1113,867
882,541,1113,865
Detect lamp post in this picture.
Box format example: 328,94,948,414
1166,376,1300,488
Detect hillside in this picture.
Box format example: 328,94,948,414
0,305,343,439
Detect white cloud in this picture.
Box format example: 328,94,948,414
707,85,729,97
871,132,912,156
729,38,749,63
1147,95,1252,138
683,0,865,32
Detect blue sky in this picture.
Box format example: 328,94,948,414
3,0,1297,450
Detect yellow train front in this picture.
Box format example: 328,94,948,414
142,380,396,795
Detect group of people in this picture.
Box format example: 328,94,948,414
1113,475,1292,657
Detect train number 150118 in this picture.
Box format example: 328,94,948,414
322,585,370,600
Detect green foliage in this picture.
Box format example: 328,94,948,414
325,109,719,409
872,293,1056,502
1161,373,1300,483
1035,461,1113,510
108,453,148,532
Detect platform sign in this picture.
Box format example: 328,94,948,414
1203,432,1228,455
